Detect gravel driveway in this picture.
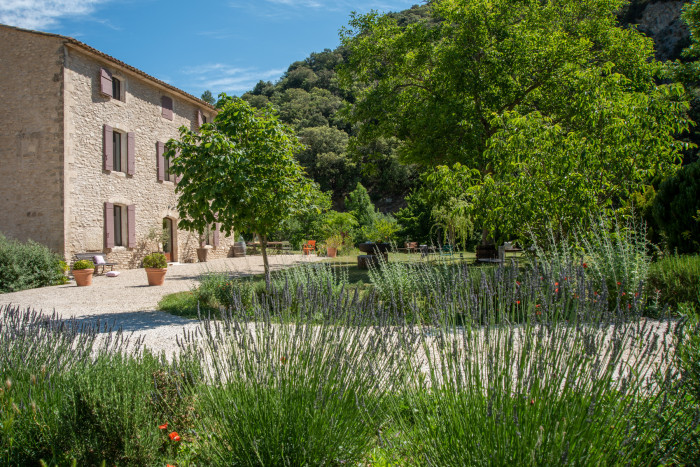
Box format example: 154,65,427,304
0,254,322,355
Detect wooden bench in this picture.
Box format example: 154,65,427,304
74,252,117,275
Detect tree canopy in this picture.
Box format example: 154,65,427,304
340,0,692,241
166,95,321,282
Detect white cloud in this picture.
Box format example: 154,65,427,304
183,63,286,95
0,0,110,30
230,0,419,16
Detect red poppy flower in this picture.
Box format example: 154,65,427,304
635,292,639,297
159,423,168,430
169,432,181,442
564,277,568,281
582,262,588,268
555,288,559,293
516,300,521,305
617,282,621,286
516,281,521,286
530,399,535,405
555,282,559,286
280,356,287,364
621,292,626,296
535,304,540,308
167,465,176,467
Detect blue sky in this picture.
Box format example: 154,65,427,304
0,0,420,97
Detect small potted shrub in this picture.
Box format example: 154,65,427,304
143,252,168,286
325,234,343,258
72,259,95,287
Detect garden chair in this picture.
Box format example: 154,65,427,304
302,240,316,255
441,244,455,256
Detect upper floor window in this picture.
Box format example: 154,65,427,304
162,96,173,120
103,125,135,175
99,68,124,101
113,130,123,172
112,77,122,100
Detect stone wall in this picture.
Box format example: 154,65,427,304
0,27,66,253
63,46,235,268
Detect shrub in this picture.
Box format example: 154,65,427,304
648,254,700,311
197,272,260,314
654,161,700,253
0,233,68,293
143,252,167,269
72,259,94,270
531,214,651,311
178,310,394,466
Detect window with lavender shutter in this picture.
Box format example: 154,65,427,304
99,68,112,97
104,202,114,248
127,132,135,175
197,110,203,129
127,205,136,248
103,125,113,171
213,223,221,247
162,96,173,120
156,142,165,181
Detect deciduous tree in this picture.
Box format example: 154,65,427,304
166,95,321,283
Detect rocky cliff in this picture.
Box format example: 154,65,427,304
621,0,691,61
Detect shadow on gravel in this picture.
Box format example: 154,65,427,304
65,310,195,332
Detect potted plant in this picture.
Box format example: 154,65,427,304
325,233,343,258
72,259,95,286
143,252,167,286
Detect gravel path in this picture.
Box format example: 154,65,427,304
0,254,323,355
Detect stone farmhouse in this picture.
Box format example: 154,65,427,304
0,24,237,268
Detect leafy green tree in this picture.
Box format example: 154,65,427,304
345,183,376,235
200,90,215,105
166,95,321,283
340,0,692,241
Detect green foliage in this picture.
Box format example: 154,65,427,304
345,182,376,230
361,213,400,244
179,313,389,466
654,161,700,253
0,233,68,293
196,272,261,314
648,254,700,310
0,308,194,466
200,90,215,105
72,259,94,271
167,94,322,281
340,0,691,240
531,214,651,309
143,252,167,269
242,45,417,204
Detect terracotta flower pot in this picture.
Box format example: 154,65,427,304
73,269,93,286
326,247,338,258
197,247,209,262
145,267,167,286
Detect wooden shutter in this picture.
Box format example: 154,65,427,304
196,110,203,129
99,68,112,97
161,96,173,120
104,202,114,248
156,142,165,181
127,205,136,248
103,125,113,171
127,132,135,175
174,148,182,184
213,222,221,247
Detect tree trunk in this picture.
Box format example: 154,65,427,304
260,234,271,288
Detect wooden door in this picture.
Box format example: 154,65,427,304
163,218,173,262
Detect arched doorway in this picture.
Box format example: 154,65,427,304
162,218,176,262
